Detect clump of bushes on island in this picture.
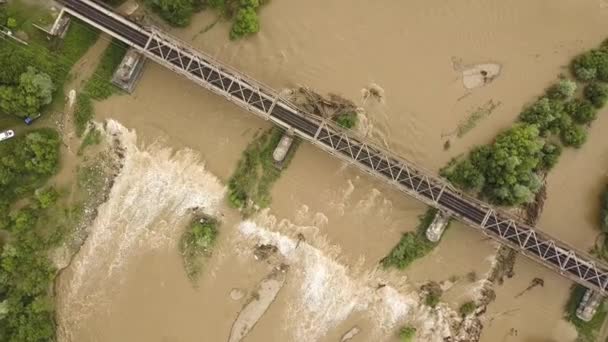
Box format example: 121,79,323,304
441,39,608,206
180,216,219,282
227,127,299,216
381,209,442,270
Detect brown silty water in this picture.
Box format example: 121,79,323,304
56,0,608,341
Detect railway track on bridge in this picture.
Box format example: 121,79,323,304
57,0,608,294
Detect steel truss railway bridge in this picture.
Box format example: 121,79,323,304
58,0,608,294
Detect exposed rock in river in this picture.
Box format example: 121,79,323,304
228,265,289,342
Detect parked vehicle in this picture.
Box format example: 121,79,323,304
24,113,41,125
0,129,15,142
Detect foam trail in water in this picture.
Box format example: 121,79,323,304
58,120,225,338
237,218,455,341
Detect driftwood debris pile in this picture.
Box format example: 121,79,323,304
289,87,358,120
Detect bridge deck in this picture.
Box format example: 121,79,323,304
58,0,608,294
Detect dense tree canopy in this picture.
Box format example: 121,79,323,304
443,124,547,205
519,97,563,135
565,99,597,124
0,129,61,342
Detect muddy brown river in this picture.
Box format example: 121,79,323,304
56,0,608,341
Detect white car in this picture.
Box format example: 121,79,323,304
0,130,15,142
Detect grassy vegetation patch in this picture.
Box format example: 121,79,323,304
227,128,299,216
59,20,100,65
180,216,219,282
565,285,608,342
381,208,441,270
74,94,93,137
84,40,127,100
78,127,103,155
334,111,358,130
459,301,476,317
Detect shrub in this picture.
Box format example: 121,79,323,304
74,94,93,137
560,123,587,148
443,158,484,191
382,209,439,269
334,112,358,129
584,82,608,108
180,217,219,281
6,17,17,29
547,79,577,100
422,281,442,308
538,142,562,171
230,6,259,39
565,99,597,124
459,301,476,316
35,187,58,209
519,97,563,135
572,49,608,82
146,0,195,27
399,326,416,342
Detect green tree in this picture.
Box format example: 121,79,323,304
230,6,260,39
35,187,58,209
482,125,544,204
560,123,587,148
146,0,194,27
584,82,608,108
519,97,563,135
334,112,358,129
17,130,61,175
547,79,577,100
572,49,608,82
565,99,597,124
539,142,561,171
601,186,608,233
0,67,54,117
17,67,54,116
444,159,485,191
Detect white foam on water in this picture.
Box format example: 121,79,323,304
58,120,225,338
237,217,456,342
